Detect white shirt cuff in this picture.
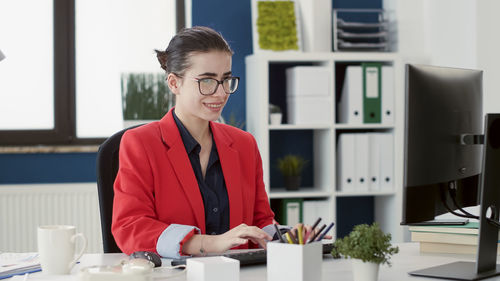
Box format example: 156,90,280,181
156,224,200,259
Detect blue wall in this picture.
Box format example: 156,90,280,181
192,0,253,127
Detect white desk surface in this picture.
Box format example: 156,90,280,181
14,243,500,281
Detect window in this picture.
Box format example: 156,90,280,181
0,0,184,145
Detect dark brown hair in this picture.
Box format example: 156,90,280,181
155,26,233,77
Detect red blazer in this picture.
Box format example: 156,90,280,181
112,109,275,254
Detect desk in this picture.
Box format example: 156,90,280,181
16,243,500,281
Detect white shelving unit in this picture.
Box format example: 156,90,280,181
245,52,405,242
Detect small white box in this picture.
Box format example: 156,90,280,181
267,242,322,281
187,256,239,281
287,96,332,124
286,66,332,97
297,0,332,52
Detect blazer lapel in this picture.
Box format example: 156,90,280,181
159,109,206,233
211,122,243,229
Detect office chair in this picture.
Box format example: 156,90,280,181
96,125,142,253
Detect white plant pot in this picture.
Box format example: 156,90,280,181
351,259,380,281
269,113,282,125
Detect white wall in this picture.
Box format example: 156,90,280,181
476,0,500,114
387,0,500,242
392,0,500,115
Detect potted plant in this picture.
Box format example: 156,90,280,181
121,73,174,128
269,104,282,125
331,223,399,281
277,154,307,190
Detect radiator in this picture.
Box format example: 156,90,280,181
0,183,103,253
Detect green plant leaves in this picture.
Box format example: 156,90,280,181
121,73,174,120
331,223,399,266
277,154,307,177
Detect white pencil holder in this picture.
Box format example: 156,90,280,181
267,241,322,281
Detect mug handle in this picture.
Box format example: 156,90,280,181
69,233,87,270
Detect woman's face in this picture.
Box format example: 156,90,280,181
170,50,232,123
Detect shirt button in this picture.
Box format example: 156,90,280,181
213,207,218,213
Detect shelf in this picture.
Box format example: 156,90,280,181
269,124,332,130
335,191,396,197
246,52,399,63
269,188,332,199
335,124,394,130
246,52,404,242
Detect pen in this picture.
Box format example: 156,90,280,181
273,223,285,243
307,217,322,243
297,224,304,244
308,224,326,243
284,232,294,244
311,217,322,232
303,228,311,244
287,230,298,244
315,222,335,242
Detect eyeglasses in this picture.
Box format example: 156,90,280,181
193,77,240,96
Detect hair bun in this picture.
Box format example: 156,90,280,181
155,50,168,71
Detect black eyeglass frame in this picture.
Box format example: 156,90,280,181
193,76,240,96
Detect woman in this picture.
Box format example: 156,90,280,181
112,26,277,258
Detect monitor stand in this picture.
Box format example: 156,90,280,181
410,114,500,281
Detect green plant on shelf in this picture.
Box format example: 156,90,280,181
269,104,281,114
121,73,174,120
277,154,307,177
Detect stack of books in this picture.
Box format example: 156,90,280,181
409,222,500,255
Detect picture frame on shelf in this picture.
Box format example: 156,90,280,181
121,72,174,128
250,0,302,54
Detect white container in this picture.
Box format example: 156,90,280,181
269,113,283,125
352,259,380,281
187,256,239,281
267,242,322,281
287,96,332,124
286,66,332,97
296,0,332,52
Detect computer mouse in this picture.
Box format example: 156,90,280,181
130,251,162,267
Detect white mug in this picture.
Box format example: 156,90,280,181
37,225,87,275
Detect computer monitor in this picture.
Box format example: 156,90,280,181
402,64,500,280
402,64,483,224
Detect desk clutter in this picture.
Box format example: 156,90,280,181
170,242,335,267
0,253,40,279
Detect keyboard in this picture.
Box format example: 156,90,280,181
170,243,334,266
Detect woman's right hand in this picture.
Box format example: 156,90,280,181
206,223,273,253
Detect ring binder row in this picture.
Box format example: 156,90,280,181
337,63,394,125
336,132,394,193
332,9,396,52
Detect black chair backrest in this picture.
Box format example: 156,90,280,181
96,125,141,253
